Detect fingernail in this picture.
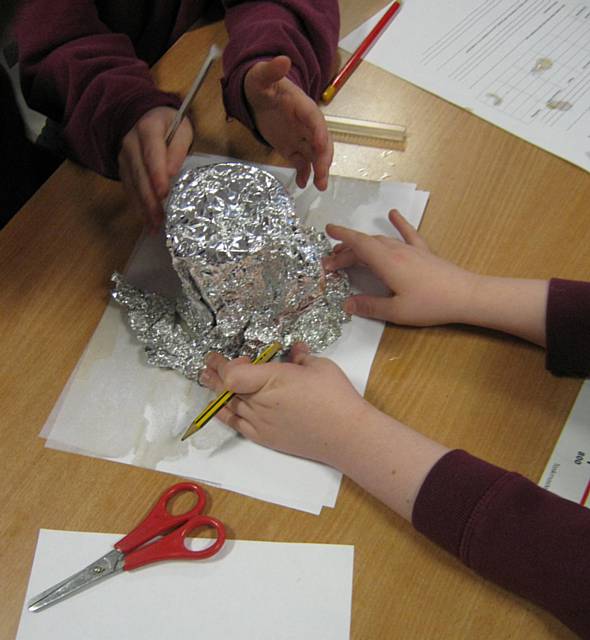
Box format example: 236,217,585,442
200,369,212,386
343,299,354,314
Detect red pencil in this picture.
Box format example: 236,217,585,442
322,1,402,104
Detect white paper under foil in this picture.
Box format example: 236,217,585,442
41,153,430,514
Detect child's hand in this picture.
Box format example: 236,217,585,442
324,209,478,327
244,56,332,191
118,106,193,232
327,209,549,345
200,343,370,466
202,343,449,521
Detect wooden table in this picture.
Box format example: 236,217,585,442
2,2,589,637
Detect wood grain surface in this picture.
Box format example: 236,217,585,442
2,2,589,638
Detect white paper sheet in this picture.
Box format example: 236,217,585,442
341,0,590,172
16,529,354,640
539,379,590,506
42,153,430,514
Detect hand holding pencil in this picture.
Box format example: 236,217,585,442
118,107,194,232
199,342,367,464
181,342,282,441
118,44,221,232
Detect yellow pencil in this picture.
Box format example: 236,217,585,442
180,342,283,441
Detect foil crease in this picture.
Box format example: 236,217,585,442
112,163,350,380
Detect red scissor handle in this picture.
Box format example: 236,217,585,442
115,482,209,555
122,515,226,571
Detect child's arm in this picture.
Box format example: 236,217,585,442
15,1,192,230
15,2,183,179
201,345,448,521
221,0,340,190
201,347,590,637
324,210,549,346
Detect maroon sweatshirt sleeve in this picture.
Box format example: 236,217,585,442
221,0,339,131
413,450,590,637
15,0,181,178
546,278,590,377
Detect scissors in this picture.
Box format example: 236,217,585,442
28,482,226,612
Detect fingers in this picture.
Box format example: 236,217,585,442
138,116,169,200
297,99,331,191
295,100,332,191
119,107,193,231
166,116,193,179
288,344,336,377
312,130,332,191
215,406,260,442
119,133,164,231
326,223,367,246
204,352,272,395
200,358,258,435
199,365,222,391
245,65,333,190
289,342,311,365
290,151,312,189
323,247,361,272
388,209,429,250
328,211,429,255
201,351,276,444
203,353,246,391
344,294,394,322
325,224,391,279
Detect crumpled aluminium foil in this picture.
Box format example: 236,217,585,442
112,163,350,380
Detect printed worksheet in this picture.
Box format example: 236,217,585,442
341,0,590,171
540,380,590,507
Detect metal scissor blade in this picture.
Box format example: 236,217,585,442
28,549,124,612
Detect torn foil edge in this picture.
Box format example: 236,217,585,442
111,163,351,380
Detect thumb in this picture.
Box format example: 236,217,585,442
345,294,394,322
222,361,274,395
249,55,291,89
289,342,311,365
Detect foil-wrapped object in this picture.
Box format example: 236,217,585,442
112,163,350,380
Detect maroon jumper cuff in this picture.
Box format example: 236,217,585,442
546,278,590,377
412,449,508,557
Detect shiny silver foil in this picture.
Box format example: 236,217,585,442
112,163,350,380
